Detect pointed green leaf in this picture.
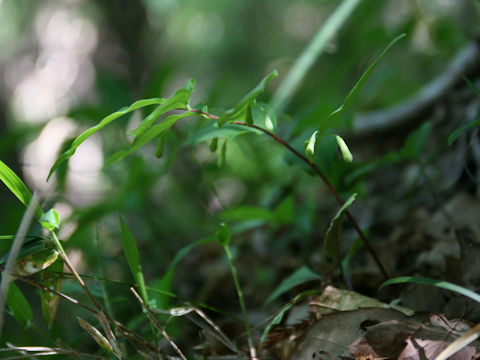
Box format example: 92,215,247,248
119,218,148,303
215,222,231,247
218,71,278,126
107,111,194,165
401,121,431,159
217,140,227,168
251,102,277,132
317,34,406,139
265,266,322,305
209,137,218,152
129,78,195,138
48,98,166,180
6,281,33,326
39,209,60,231
0,160,44,219
154,132,167,158
150,237,214,309
323,193,357,262
335,135,353,162
305,130,318,163
448,119,480,146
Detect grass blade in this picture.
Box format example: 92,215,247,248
265,266,322,305
119,218,148,303
379,276,480,303
323,193,357,262
317,33,406,139
47,98,166,180
5,281,33,326
271,0,362,112
0,160,43,219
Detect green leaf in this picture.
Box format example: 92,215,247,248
6,281,33,326
317,34,406,139
0,160,44,219
217,140,227,168
448,119,480,146
150,237,214,309
119,218,148,303
219,206,275,222
400,121,431,159
260,290,320,347
265,266,322,305
273,196,295,224
39,209,60,231
47,98,165,180
251,102,276,132
186,123,262,146
305,130,318,163
335,135,353,162
154,132,167,158
106,111,194,165
129,78,195,138
215,222,231,247
218,71,278,126
323,193,357,262
379,276,480,304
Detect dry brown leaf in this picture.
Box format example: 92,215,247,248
290,308,423,360
310,285,414,316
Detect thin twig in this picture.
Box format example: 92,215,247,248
130,287,187,360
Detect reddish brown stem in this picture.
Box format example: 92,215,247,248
186,107,388,280
233,121,389,280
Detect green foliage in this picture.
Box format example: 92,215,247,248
323,193,357,264
218,70,278,126
6,282,32,326
0,160,43,219
379,276,480,304
39,209,60,231
265,266,322,305
119,218,148,303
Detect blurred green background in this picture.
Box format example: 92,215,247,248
0,0,478,352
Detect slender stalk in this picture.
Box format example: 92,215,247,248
50,231,104,310
187,107,389,280
0,192,39,337
223,245,257,360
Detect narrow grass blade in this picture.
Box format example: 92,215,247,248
324,193,357,262
119,218,148,303
379,276,480,303
271,0,362,112
47,98,165,180
0,160,43,219
265,266,322,305
5,281,33,326
317,33,406,139
448,119,480,145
